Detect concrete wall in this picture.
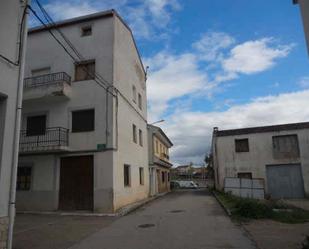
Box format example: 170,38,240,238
298,0,309,55
112,16,149,211
0,1,28,248
213,129,309,196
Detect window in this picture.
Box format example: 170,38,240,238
81,26,92,36
162,171,165,183
26,115,46,136
132,85,137,103
17,167,32,191
155,140,159,153
235,138,249,152
273,134,300,158
124,164,131,187
132,124,137,143
139,167,144,185
138,93,142,110
139,129,143,146
75,60,95,81
237,172,252,179
72,109,95,132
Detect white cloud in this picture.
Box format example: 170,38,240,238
298,76,309,88
145,51,209,121
193,32,235,61
164,90,309,165
222,38,293,75
35,0,181,40
146,34,293,121
44,1,98,20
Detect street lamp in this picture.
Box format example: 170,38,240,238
150,119,165,125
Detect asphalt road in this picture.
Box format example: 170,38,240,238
70,189,256,249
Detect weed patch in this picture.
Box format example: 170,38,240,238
214,191,309,224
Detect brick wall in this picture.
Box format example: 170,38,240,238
0,217,8,249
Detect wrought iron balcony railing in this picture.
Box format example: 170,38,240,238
19,127,69,153
24,72,71,89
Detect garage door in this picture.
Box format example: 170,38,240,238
59,155,94,210
266,164,305,199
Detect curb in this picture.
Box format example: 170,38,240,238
211,190,232,216
17,192,169,218
117,192,168,216
211,191,260,249
17,211,117,217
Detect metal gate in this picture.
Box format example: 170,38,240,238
266,164,305,199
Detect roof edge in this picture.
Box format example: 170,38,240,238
29,9,115,34
28,9,146,76
214,121,309,137
148,124,173,146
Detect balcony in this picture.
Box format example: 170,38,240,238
19,127,69,154
23,72,72,101
161,153,170,161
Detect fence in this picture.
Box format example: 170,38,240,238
224,177,265,199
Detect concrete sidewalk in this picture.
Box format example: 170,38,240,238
70,189,256,249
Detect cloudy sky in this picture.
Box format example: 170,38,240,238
30,0,309,165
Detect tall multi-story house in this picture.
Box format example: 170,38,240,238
212,122,309,199
294,0,309,55
148,125,173,196
0,1,28,248
17,10,149,213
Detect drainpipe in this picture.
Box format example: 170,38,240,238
7,1,29,249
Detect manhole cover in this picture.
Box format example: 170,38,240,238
170,210,185,213
138,223,155,228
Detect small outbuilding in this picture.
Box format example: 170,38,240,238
211,122,309,199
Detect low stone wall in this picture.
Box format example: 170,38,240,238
0,217,8,249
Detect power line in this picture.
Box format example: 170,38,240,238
29,2,147,122
28,5,116,97
0,5,28,66
33,0,115,93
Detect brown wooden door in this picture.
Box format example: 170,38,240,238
59,155,94,211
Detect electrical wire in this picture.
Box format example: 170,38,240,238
28,5,116,97
0,5,28,66
29,2,147,122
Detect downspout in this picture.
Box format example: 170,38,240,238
7,1,29,249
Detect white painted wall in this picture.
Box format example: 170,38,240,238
18,12,149,212
0,0,27,218
112,16,149,210
298,0,309,55
213,128,309,196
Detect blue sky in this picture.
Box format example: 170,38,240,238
30,0,309,165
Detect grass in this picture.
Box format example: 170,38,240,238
215,190,309,224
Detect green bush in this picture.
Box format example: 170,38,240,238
233,198,273,219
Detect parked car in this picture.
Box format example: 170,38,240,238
171,180,199,189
